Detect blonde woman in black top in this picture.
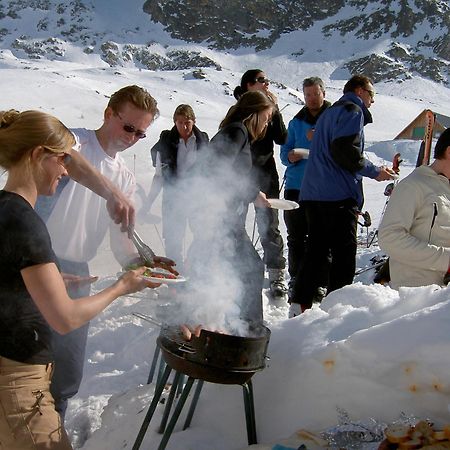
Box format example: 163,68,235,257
0,109,156,449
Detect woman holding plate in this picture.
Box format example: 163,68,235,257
233,70,288,300
188,91,274,323
0,109,156,449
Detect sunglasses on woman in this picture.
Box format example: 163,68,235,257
116,112,147,139
255,77,270,84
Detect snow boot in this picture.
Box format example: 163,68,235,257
288,302,301,318
268,268,288,300
312,286,327,304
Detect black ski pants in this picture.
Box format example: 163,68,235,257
251,157,285,270
291,199,358,309
283,189,307,279
284,189,330,286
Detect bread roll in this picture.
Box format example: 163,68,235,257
433,431,448,441
443,425,450,440
422,442,450,449
398,438,423,449
385,424,412,444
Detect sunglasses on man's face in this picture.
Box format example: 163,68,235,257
116,112,147,139
255,77,270,84
362,88,375,100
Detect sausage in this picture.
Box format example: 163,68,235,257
180,324,192,341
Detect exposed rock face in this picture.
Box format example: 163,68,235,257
142,0,449,85
0,0,448,85
143,0,345,51
100,43,222,71
11,37,65,59
345,54,411,83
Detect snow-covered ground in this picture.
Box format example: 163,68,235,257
1,43,450,449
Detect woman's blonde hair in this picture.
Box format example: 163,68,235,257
0,109,75,169
220,91,274,142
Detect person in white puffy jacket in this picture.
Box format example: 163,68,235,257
379,128,450,289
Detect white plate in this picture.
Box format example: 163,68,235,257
119,267,187,284
267,198,299,210
141,274,187,284
292,148,309,158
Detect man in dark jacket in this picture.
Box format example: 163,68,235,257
289,75,394,317
147,104,209,268
249,104,288,298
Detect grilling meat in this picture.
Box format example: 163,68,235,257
180,324,203,341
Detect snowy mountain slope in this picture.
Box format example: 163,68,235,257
0,0,448,85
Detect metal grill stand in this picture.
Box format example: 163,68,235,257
133,351,259,450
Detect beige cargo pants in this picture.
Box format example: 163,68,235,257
0,356,72,449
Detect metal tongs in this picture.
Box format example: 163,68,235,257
132,312,162,327
128,225,156,265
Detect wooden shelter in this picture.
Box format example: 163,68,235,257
395,109,450,140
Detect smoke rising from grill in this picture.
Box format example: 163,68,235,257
159,137,263,337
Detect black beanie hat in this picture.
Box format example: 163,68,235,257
434,128,450,159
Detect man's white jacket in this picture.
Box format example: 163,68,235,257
379,165,450,289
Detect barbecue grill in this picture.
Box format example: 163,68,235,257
133,323,271,450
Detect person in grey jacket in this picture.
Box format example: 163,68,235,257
379,128,450,289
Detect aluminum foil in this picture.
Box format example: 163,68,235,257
321,408,387,449
321,408,425,449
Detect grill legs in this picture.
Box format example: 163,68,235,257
157,371,182,434
242,380,257,444
133,364,172,450
146,344,160,384
182,379,204,430
157,377,195,450
134,370,257,449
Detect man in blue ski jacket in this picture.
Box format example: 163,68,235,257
289,75,394,317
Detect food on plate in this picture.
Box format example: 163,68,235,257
124,260,180,280
142,267,178,280
151,258,179,276
125,256,179,275
379,421,450,449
